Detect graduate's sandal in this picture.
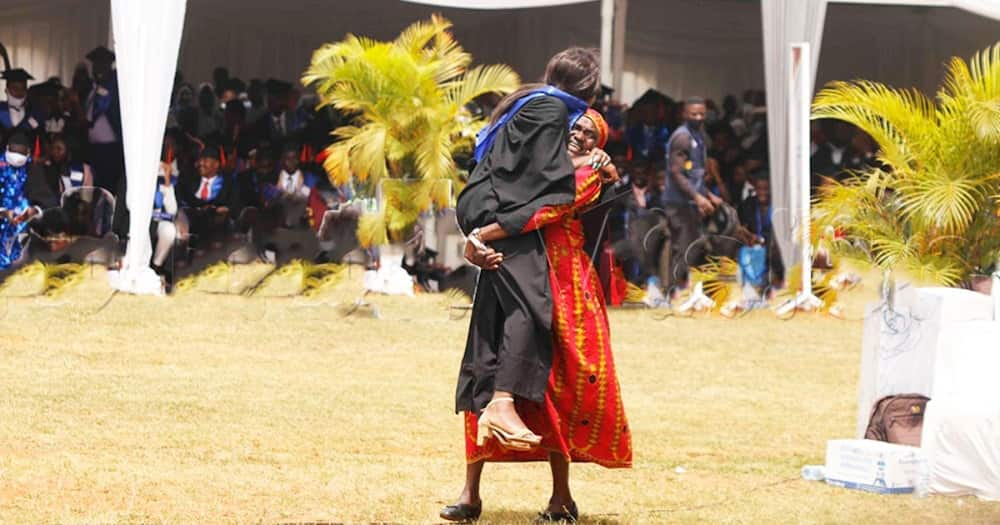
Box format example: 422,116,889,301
476,397,543,450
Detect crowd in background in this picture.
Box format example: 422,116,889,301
0,47,877,299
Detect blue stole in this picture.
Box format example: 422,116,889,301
473,86,588,163
153,175,177,220
0,104,10,129
89,82,117,124
0,102,37,130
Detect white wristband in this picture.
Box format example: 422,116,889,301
467,228,487,251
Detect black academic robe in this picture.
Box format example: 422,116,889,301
0,101,42,148
454,95,576,413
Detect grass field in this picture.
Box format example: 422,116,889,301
0,266,997,524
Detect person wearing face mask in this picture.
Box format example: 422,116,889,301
84,46,124,192
0,68,42,147
661,96,723,292
0,132,46,269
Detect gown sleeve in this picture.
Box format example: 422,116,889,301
473,96,577,236
520,166,602,233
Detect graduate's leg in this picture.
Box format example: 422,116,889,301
485,280,544,446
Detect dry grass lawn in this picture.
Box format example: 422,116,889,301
0,266,997,524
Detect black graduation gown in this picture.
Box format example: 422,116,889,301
454,95,576,413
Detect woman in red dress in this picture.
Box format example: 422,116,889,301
444,109,632,522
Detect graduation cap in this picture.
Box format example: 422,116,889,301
6,131,30,148
265,78,292,96
631,88,673,108
199,145,222,161
86,45,116,64
2,68,34,84
28,79,61,98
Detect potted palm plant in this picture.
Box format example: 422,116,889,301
302,15,521,246
811,42,1000,290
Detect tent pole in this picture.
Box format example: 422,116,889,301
776,42,822,316
600,0,613,86
612,0,627,92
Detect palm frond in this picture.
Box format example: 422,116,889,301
813,80,936,173
357,211,389,248
444,65,521,108
394,14,451,55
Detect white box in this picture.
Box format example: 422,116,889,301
825,439,925,494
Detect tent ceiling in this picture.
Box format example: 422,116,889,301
0,0,997,103
403,0,596,8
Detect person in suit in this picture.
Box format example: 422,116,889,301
0,68,43,148
179,146,232,249
230,142,276,232
736,173,784,286
248,79,293,147
262,143,321,229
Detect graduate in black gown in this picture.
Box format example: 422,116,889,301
442,47,603,523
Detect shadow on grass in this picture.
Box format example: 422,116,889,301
432,509,622,524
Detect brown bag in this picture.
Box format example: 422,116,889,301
865,394,930,447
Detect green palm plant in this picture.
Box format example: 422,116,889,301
811,42,1000,286
302,15,521,246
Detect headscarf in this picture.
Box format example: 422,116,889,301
582,108,609,149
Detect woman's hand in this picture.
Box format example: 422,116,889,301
589,148,611,171
464,237,503,270
599,162,620,185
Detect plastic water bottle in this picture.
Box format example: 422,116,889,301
801,465,825,481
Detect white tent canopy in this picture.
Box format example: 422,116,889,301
4,0,998,103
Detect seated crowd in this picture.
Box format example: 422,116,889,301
0,47,874,300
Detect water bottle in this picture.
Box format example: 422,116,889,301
801,464,825,481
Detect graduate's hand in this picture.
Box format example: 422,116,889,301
464,238,503,270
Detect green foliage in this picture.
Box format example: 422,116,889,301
812,42,1000,285
303,15,521,246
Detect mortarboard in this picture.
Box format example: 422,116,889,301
2,68,34,83
86,45,116,64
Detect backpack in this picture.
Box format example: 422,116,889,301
864,394,930,447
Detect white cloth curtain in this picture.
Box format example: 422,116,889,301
404,0,594,7
0,0,109,84
952,0,1000,21
107,0,187,295
761,0,828,275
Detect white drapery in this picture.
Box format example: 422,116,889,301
3,1,998,105
106,0,187,295
761,0,828,275
952,0,1000,20
403,0,595,8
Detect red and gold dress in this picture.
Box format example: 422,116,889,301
464,165,633,468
